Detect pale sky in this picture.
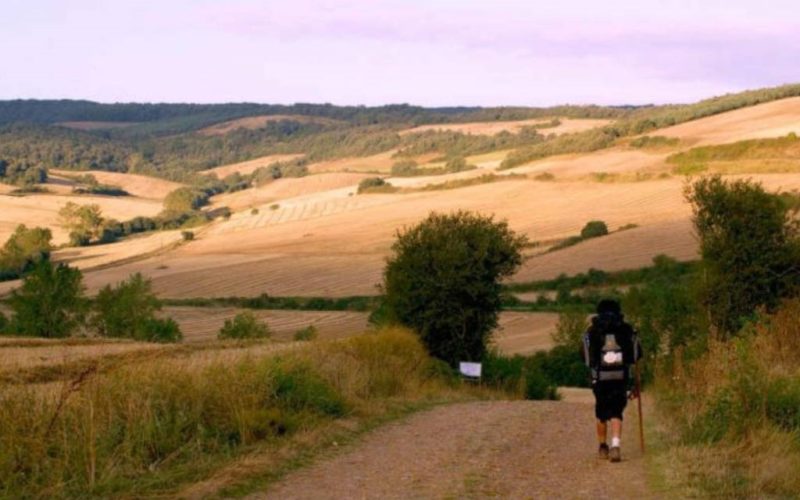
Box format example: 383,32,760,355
2,0,798,106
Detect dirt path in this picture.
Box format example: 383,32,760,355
252,398,658,499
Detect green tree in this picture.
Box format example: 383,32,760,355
92,273,162,339
163,187,208,213
551,308,587,351
9,261,86,338
0,224,52,275
59,202,104,245
218,311,271,339
580,220,609,239
686,176,800,336
382,211,527,366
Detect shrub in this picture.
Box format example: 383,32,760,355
181,230,195,241
383,211,527,366
218,311,271,339
251,208,259,215
8,260,87,337
294,325,319,341
92,273,163,339
482,351,560,400
0,311,7,334
139,317,183,343
580,220,609,239
270,203,280,210
629,135,679,149
59,202,105,244
357,177,388,194
534,172,555,181
445,156,474,173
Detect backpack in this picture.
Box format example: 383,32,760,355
582,313,639,383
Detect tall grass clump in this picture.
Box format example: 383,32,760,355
0,328,450,498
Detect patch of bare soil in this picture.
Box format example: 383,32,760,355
253,399,658,499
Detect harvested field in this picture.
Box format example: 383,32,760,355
204,154,305,178
507,148,669,179
209,173,369,211
492,312,558,355
197,115,342,136
307,151,398,174
164,307,370,343
0,192,164,244
0,340,163,374
657,97,800,146
51,169,184,200
400,118,612,136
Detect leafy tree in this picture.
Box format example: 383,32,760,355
163,187,209,213
59,202,105,245
445,156,473,173
0,224,52,276
382,211,527,366
686,176,800,336
218,311,271,339
92,273,162,339
9,260,87,337
580,220,609,239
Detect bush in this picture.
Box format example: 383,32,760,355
0,224,52,279
59,202,105,245
251,208,259,215
383,211,527,366
445,156,474,173
8,260,87,338
534,172,555,181
181,230,195,241
357,177,389,194
552,309,587,350
218,311,271,339
92,273,163,339
294,325,319,341
0,311,7,334
580,220,609,239
482,351,560,400
139,317,183,343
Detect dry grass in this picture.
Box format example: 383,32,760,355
164,307,370,343
657,96,800,146
306,150,400,174
0,192,164,244
51,169,184,200
0,328,464,498
208,173,370,211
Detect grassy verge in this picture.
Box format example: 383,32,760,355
668,133,800,175
0,328,480,498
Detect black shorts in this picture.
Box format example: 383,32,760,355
593,382,627,422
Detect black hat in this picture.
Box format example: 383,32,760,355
596,299,621,316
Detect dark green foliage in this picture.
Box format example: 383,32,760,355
164,294,380,312
382,211,526,366
0,158,48,186
59,202,105,245
0,224,52,280
181,231,195,241
139,317,183,343
92,273,163,339
0,311,7,333
765,377,800,432
357,177,389,194
623,255,704,366
218,311,271,339
580,220,609,239
686,176,800,335
501,128,619,169
8,261,87,338
444,156,474,173
163,187,211,212
550,235,584,251
481,351,561,399
271,361,347,416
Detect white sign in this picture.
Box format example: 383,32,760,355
459,362,482,378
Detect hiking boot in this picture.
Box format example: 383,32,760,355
598,443,609,459
609,446,621,463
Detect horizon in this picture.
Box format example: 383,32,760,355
3,0,799,107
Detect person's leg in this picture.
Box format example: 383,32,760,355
610,418,622,447
596,419,608,444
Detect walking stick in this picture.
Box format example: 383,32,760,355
635,361,645,454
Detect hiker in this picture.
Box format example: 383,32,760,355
582,299,642,463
